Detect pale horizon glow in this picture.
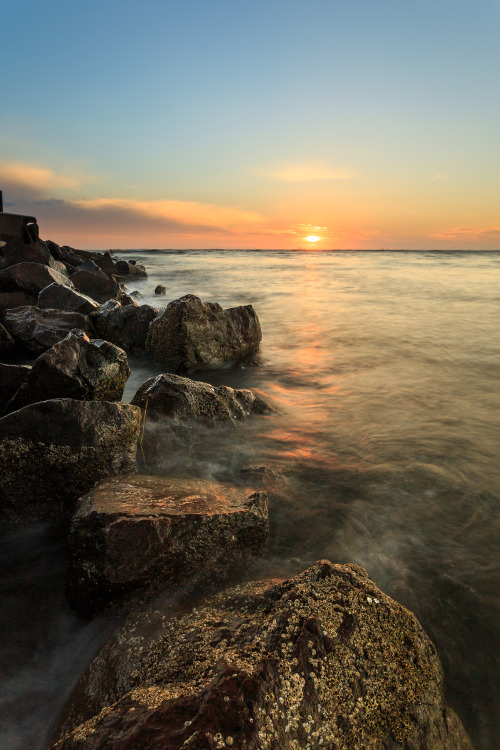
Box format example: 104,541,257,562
1,1,499,250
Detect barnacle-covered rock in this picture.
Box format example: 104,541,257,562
52,561,471,749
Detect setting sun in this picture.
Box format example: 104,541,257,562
305,235,321,243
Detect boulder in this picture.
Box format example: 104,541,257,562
131,373,270,423
4,330,130,414
0,291,37,315
94,251,118,277
145,294,262,371
114,259,147,278
0,238,52,267
0,398,141,525
154,284,166,295
0,364,31,412
119,293,140,307
0,322,15,353
77,260,109,278
0,262,73,296
90,301,159,352
66,475,268,613
38,282,99,314
3,306,94,354
52,561,472,750
71,269,121,304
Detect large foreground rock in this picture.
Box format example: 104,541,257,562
0,399,141,525
131,373,270,422
38,282,99,314
4,330,130,414
0,238,53,267
3,306,93,353
66,475,268,612
90,300,159,352
0,261,72,295
0,321,15,352
145,294,262,371
53,561,471,750
0,364,31,411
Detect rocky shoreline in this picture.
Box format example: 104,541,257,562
0,235,472,748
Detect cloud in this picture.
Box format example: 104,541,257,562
0,160,93,198
255,162,357,182
429,226,500,241
71,197,263,231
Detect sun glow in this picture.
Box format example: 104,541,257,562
305,235,321,243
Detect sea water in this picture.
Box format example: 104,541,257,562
1,250,499,749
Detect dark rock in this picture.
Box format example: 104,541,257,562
4,330,130,414
0,262,73,296
154,284,166,295
38,282,99,314
131,373,270,423
0,291,37,316
94,252,118,277
0,238,52,267
3,306,93,354
119,293,140,307
0,322,15,353
0,364,31,412
130,290,143,300
71,269,121,304
77,260,109,278
0,399,141,525
52,561,472,750
90,301,159,352
145,294,262,372
66,475,268,612
114,259,147,278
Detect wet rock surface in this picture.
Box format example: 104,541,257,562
90,300,159,352
145,294,262,371
131,372,271,422
38,282,99,314
0,398,141,525
3,306,94,354
52,561,472,750
66,475,269,613
4,330,130,414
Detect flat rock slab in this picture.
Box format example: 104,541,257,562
4,330,130,414
53,561,472,750
66,474,268,612
131,372,271,422
0,398,141,525
3,306,94,354
145,294,262,371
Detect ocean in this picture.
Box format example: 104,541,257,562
1,249,499,749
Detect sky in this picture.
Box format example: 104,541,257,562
1,0,499,250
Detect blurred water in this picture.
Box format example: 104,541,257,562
2,250,499,748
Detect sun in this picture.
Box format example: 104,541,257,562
304,235,321,243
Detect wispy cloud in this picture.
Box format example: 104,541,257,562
429,226,500,241
0,160,94,196
255,162,357,182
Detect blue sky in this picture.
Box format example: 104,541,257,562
1,0,499,248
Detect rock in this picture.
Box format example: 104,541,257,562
154,284,166,295
77,260,109,278
131,373,270,423
0,364,31,412
66,475,268,613
119,293,140,307
0,238,52,267
145,294,262,372
94,251,118,277
0,322,15,353
0,262,73,296
114,259,147,278
90,301,159,352
3,306,94,354
4,330,130,414
71,269,121,304
38,282,99,314
0,291,37,315
130,290,143,300
52,561,472,750
0,399,141,525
